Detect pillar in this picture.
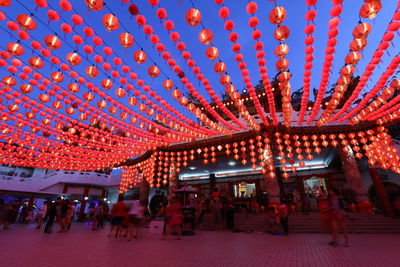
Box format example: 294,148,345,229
209,173,216,194
101,188,107,200
369,167,394,217
139,178,149,206
295,176,306,210
263,173,280,204
62,183,68,194
78,185,90,221
167,162,178,199
338,146,368,203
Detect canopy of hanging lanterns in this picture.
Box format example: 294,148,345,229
0,0,399,192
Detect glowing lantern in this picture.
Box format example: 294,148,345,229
119,32,134,48
220,75,231,86
350,38,367,51
0,0,11,7
163,79,174,90
84,0,103,11
101,79,113,89
16,14,36,30
7,42,24,56
276,58,289,71
214,62,226,74
28,57,44,69
199,29,213,45
133,50,147,64
102,14,119,31
138,103,146,111
51,72,64,83
3,76,16,86
274,44,289,58
86,65,99,78
352,23,372,39
172,89,182,99
83,92,94,101
116,87,126,98
39,94,50,103
345,52,361,65
186,8,201,26
269,6,286,25
148,65,160,78
206,46,219,61
66,52,81,66
20,84,33,94
274,26,290,41
44,35,61,49
179,97,188,106
390,79,400,90
97,100,107,109
8,104,19,113
360,1,382,19
68,83,80,93
65,107,75,115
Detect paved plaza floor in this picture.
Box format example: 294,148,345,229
0,223,399,267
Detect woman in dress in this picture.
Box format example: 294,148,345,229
162,197,183,240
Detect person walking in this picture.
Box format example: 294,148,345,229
66,201,75,231
44,202,57,234
108,198,127,238
162,198,183,240
279,203,289,235
226,196,235,231
210,197,223,231
328,188,349,247
36,201,48,229
92,202,103,230
127,200,144,241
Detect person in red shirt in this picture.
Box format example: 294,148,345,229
108,197,127,238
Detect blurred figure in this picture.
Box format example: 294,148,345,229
279,203,289,235
210,197,223,231
0,199,7,229
36,201,48,229
226,196,235,231
195,198,206,232
92,202,104,230
162,198,183,240
58,200,69,233
44,202,57,234
66,201,75,231
127,200,145,241
328,188,349,247
108,198,127,238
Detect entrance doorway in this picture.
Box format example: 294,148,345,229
303,176,327,197
233,182,256,198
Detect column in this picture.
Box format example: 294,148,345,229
62,183,69,194
167,162,178,198
369,167,394,217
78,185,90,221
263,173,280,204
101,188,107,200
338,146,368,203
139,178,149,206
295,176,306,211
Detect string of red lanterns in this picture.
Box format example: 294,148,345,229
306,0,344,124
297,0,318,124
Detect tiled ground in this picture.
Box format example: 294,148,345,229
0,223,399,267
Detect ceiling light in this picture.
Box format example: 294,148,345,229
228,160,236,166
189,166,196,170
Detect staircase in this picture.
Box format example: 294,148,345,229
233,213,400,234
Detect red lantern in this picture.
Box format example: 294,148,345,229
274,44,289,58
16,14,36,30
148,65,160,78
28,57,44,69
269,6,286,25
102,14,119,31
199,29,213,45
274,26,290,41
134,50,147,64
163,79,174,90
66,52,81,66
39,94,50,103
20,84,33,94
186,8,201,26
44,35,61,49
68,83,80,93
7,43,24,56
172,89,182,99
86,66,99,78
206,46,219,61
360,1,382,19
352,23,372,39
119,32,134,48
101,79,113,90
116,88,126,98
51,72,64,83
84,0,103,11
214,62,226,74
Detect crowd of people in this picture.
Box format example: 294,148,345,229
0,187,354,246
